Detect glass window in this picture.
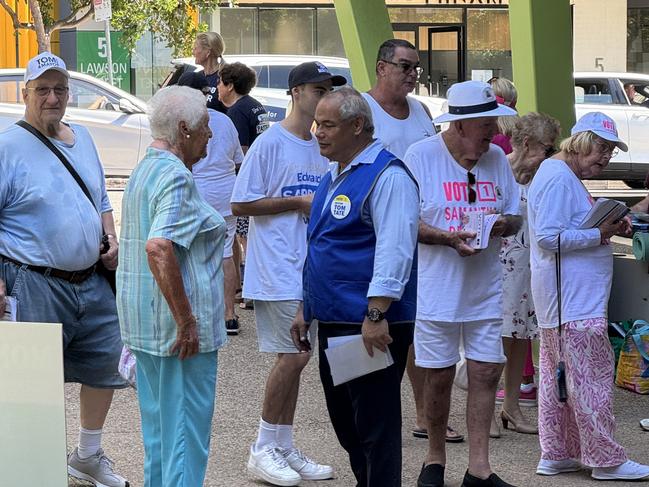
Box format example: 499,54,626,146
68,80,120,110
389,7,462,24
131,32,174,100
0,77,23,104
574,78,616,105
466,8,512,81
628,8,649,73
219,8,258,55
620,78,649,107
316,9,346,58
268,66,294,90
259,9,315,55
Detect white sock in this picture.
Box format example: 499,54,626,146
77,427,102,459
276,424,294,450
254,418,277,453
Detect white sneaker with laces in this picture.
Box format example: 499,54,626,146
536,458,582,476
281,447,334,480
592,460,649,480
67,448,129,487
247,443,301,486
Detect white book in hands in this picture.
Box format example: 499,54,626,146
579,198,630,229
324,334,394,386
2,296,17,322
463,212,500,249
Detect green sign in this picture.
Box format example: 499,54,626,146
77,31,131,91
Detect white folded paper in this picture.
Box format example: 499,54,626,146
325,334,394,386
464,212,499,249
1,296,17,322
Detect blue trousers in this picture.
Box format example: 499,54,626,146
133,350,218,487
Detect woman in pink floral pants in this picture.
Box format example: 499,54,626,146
527,112,649,481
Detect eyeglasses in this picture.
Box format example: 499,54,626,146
594,139,619,158
26,86,69,98
467,171,477,204
543,144,557,158
381,60,423,77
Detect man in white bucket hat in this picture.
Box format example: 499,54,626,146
404,80,521,487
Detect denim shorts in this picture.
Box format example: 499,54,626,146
1,259,128,388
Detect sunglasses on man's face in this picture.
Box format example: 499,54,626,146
467,171,476,204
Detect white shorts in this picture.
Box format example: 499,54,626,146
414,319,506,368
254,300,316,354
223,215,237,259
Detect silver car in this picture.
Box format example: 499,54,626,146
0,69,150,177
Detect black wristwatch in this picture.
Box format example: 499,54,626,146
366,307,385,323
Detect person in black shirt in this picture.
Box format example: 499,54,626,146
192,32,228,113
217,62,269,154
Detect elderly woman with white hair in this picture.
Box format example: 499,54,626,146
528,112,649,481
116,85,226,487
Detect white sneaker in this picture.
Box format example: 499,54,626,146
67,448,129,487
536,458,583,476
247,443,301,486
281,447,334,480
592,460,649,480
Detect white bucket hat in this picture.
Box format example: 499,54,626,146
24,51,69,83
571,111,628,152
434,80,517,124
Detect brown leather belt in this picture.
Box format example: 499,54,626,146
1,255,96,284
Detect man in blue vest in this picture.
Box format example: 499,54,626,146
292,87,419,486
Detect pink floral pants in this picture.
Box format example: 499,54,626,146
538,317,627,467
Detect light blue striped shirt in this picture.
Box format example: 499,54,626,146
117,148,227,357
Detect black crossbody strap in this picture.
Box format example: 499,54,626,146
16,120,96,209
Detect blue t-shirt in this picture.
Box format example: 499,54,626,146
226,95,269,148
0,123,110,270
204,71,228,113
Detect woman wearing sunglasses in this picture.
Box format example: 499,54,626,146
496,113,560,438
527,112,649,481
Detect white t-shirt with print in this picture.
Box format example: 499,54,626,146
404,134,520,322
230,123,329,301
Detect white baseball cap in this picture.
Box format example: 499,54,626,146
571,111,628,152
434,80,517,124
24,51,69,83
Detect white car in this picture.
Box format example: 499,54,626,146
0,69,150,177
163,54,447,124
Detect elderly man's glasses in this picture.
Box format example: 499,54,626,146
467,171,477,204
27,86,69,98
594,139,619,158
382,60,424,77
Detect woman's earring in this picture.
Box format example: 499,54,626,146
186,134,191,139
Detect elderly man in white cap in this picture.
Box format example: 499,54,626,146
0,52,128,487
404,80,521,487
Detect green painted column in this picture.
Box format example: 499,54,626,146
333,0,393,92
509,0,575,135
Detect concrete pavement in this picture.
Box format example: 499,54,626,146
66,307,649,487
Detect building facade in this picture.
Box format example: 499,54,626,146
1,0,648,98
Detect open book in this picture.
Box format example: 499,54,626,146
464,212,499,249
579,198,629,229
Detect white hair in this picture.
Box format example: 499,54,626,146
147,86,207,146
328,86,374,135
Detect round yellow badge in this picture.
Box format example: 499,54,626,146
330,195,352,219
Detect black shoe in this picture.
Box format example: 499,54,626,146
225,318,240,335
417,463,445,487
461,471,516,487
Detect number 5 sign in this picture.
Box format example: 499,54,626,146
94,0,112,22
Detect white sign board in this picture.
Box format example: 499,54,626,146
471,69,494,83
94,0,112,22
0,322,67,487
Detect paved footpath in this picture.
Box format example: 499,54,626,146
66,309,648,487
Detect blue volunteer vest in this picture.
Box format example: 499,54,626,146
303,148,417,325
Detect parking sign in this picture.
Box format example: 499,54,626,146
94,0,112,22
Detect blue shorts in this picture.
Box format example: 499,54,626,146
1,259,128,388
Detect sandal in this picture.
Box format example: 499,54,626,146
412,426,464,443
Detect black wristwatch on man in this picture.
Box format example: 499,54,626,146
366,307,385,323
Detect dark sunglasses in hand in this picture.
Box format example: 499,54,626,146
467,171,477,204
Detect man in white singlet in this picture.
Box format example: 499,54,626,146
362,39,462,445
